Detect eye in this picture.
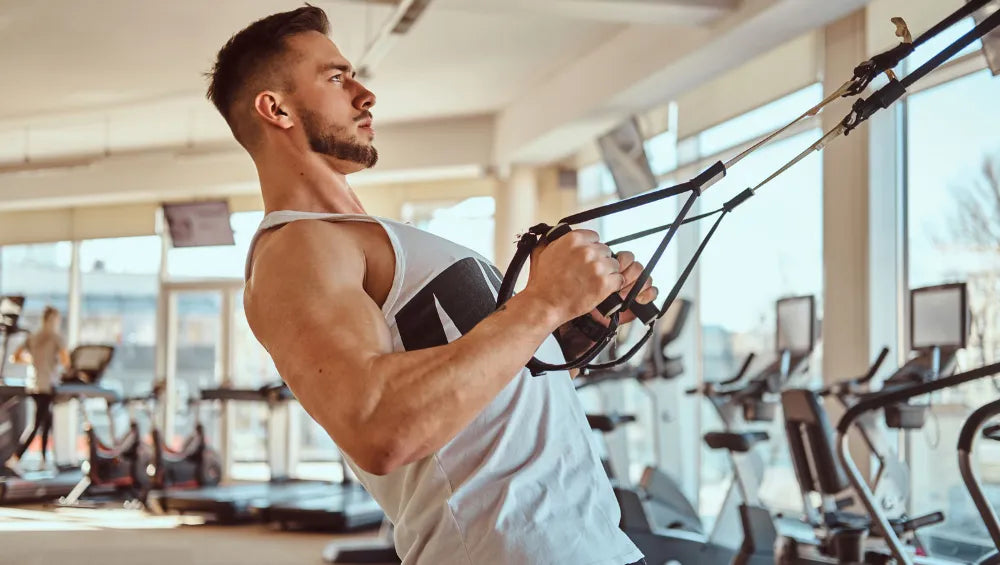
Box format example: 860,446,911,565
330,74,344,84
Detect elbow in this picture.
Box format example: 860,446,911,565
354,441,409,477
351,423,421,476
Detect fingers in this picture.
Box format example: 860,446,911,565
572,229,600,244
615,251,635,271
635,283,659,305
620,260,643,288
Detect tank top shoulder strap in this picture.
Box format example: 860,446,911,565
244,210,404,283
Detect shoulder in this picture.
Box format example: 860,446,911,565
244,220,368,326
250,220,365,280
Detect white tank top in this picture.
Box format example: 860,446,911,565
246,211,642,565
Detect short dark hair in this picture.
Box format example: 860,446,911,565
206,5,330,148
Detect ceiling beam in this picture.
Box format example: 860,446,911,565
493,0,873,165
439,0,738,25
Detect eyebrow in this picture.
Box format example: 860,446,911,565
319,62,356,78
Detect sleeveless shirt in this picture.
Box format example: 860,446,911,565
246,211,642,565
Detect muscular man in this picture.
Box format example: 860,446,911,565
209,6,656,564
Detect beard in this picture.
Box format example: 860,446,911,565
301,109,378,168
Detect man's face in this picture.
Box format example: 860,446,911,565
283,32,378,173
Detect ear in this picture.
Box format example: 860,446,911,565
253,91,294,130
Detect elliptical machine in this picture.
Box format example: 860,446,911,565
957,399,1000,565
59,345,152,507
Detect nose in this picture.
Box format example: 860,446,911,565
354,83,376,112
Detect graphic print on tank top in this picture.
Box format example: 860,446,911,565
394,257,503,351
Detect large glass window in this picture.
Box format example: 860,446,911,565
403,196,496,263
79,236,161,398
167,211,262,279
0,242,72,381
697,83,824,158
602,192,679,484
695,89,824,517
171,290,223,444
906,68,1000,556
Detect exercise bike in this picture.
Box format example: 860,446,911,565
59,345,153,507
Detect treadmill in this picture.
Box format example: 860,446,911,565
253,481,384,531
0,295,93,504
1,369,122,503
160,383,381,528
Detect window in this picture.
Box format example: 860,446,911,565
697,83,824,158
403,197,496,263
79,236,161,398
906,68,1000,557
903,16,983,75
694,87,824,517
646,129,679,177
170,290,224,441
167,211,263,279
601,189,679,484
577,163,617,205
0,242,72,381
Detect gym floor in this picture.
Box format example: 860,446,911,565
0,505,379,565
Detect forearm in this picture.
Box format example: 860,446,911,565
358,292,563,471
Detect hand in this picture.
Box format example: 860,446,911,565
589,250,658,327
522,229,625,324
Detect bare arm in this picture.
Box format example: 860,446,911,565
11,344,29,364
59,348,71,370
246,222,620,476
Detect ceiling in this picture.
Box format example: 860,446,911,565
0,0,737,165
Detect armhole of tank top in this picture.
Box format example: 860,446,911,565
245,214,405,317
368,218,405,317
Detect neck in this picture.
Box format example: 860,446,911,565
256,146,367,215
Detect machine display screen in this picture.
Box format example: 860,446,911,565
597,116,658,200
0,296,24,327
162,200,236,248
911,283,967,350
776,295,815,355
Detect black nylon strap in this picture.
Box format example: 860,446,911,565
902,6,1000,89
559,181,694,225
913,0,993,48
497,4,993,375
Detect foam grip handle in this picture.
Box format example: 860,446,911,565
597,294,623,317
630,300,658,325
596,294,658,324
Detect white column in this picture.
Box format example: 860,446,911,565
494,165,539,272
67,241,81,347
155,211,171,435
823,9,873,484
